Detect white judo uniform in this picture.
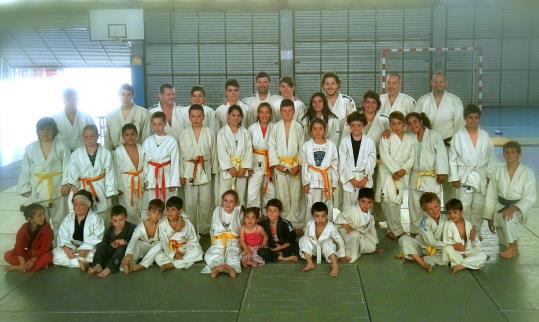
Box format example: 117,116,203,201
154,216,204,269
217,125,253,205
483,164,536,246
302,116,340,146
299,220,345,263
215,101,253,129
113,144,145,224
268,120,306,228
379,92,415,118
399,214,448,266
243,92,280,124
147,103,186,143
247,122,276,208
17,139,70,235
301,139,339,222
179,126,218,234
53,211,105,268
202,206,243,274
328,93,356,143
415,91,464,141
334,206,378,263
449,128,494,235
142,134,180,202
272,96,306,123
408,129,449,234
363,112,390,147
104,104,149,150
178,105,220,135
64,145,118,223
338,134,377,207
53,109,95,151
124,222,161,269
376,133,415,236
442,219,487,269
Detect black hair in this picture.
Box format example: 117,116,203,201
445,198,463,212
310,201,328,215
148,198,166,212
266,199,283,212
357,188,375,201
166,196,184,210
111,205,128,218
36,117,59,138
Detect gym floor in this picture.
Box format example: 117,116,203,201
0,148,537,322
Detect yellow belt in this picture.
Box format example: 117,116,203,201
416,171,436,190
35,171,62,205
278,156,299,168
426,245,437,256
230,156,243,191
308,166,332,200
123,169,143,207
253,148,272,193
211,232,238,253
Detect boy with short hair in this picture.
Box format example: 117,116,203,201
442,199,487,274
155,197,203,271
398,192,448,273
215,79,253,128
299,202,345,277
122,199,164,273
335,188,380,263
257,199,299,262
87,205,136,277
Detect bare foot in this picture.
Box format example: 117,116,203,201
160,262,175,272
302,262,316,272
278,255,299,262
375,248,384,254
88,264,102,275
451,264,466,274
224,265,237,279
250,261,259,268
394,253,405,260
386,231,396,240
340,256,351,263
499,247,518,259
97,268,111,278
78,261,89,272
132,264,144,272
122,263,131,275
418,261,432,273
329,263,339,278
210,265,223,279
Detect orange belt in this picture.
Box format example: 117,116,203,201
123,169,143,207
188,156,205,184
253,148,272,192
79,173,105,202
148,160,171,201
308,166,332,199
168,240,187,252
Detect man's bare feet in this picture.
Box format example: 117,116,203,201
329,263,339,277
499,247,518,259
132,264,144,272
160,262,175,272
78,261,89,272
451,264,466,274
340,256,351,263
418,261,432,273
96,268,112,278
302,262,316,272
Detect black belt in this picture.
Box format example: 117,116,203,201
497,196,520,212
443,137,452,148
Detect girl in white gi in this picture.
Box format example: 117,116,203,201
273,76,305,123
53,190,105,271
483,141,536,259
239,207,268,268
300,202,345,278
179,104,218,235
53,88,96,152
202,190,243,279
247,102,276,208
442,199,486,274
405,112,449,235
155,197,203,271
215,79,253,128
17,117,71,236
104,83,149,150
142,112,180,202
339,112,377,208
268,99,305,229
64,124,118,225
376,111,415,240
217,105,253,206
398,192,448,273
301,119,339,222
114,124,145,224
301,92,340,145
449,104,494,238
122,199,164,273
335,188,380,263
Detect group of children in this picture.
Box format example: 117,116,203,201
6,72,536,277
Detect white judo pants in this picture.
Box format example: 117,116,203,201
52,246,95,268
202,240,242,273
299,237,338,263
247,169,275,208
399,235,445,266
494,212,522,247
442,246,487,269
184,183,213,235
339,229,377,263
456,188,486,237
274,172,303,229
154,245,204,270
382,199,404,236
117,188,144,225
219,176,248,206
306,189,334,223
125,242,161,269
